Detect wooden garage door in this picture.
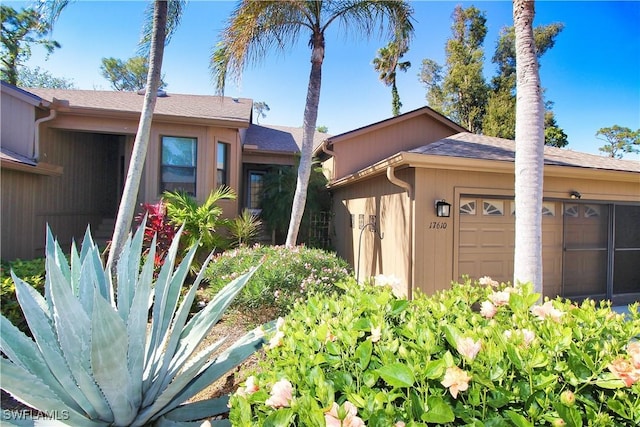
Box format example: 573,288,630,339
458,198,563,291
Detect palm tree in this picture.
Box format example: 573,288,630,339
372,42,411,117
106,0,171,271
513,0,544,294
212,0,414,247
373,24,411,116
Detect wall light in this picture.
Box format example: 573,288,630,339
569,191,581,200
435,199,451,217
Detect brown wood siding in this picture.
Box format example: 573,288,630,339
332,169,414,297
1,170,38,259
332,116,456,180
1,92,36,156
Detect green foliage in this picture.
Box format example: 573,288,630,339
420,5,488,133
0,226,271,426
373,28,411,117
203,244,351,317
17,65,75,88
596,125,640,159
163,186,236,260
0,258,45,333
483,22,566,144
227,209,263,248
253,101,270,124
259,163,330,246
100,56,166,91
230,277,640,426
1,5,60,85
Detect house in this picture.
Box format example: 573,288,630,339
1,82,324,260
316,107,640,305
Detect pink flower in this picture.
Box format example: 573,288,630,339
325,329,337,343
608,358,640,387
478,276,499,287
522,329,536,347
236,376,259,397
488,290,510,306
324,401,365,427
456,337,481,361
265,379,293,408
480,301,497,318
268,330,284,349
531,301,564,322
627,342,640,369
441,366,471,398
395,422,406,427
371,325,382,343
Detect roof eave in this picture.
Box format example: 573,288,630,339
328,152,640,188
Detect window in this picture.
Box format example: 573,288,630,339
161,136,196,195
483,200,504,216
247,171,265,212
217,142,229,187
459,199,476,215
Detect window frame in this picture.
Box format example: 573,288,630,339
160,135,197,196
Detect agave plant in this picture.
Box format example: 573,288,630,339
0,224,272,426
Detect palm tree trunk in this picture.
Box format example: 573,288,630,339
106,0,167,272
285,34,324,247
513,0,544,293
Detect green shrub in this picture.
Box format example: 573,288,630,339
1,258,45,333
202,245,351,317
229,277,640,426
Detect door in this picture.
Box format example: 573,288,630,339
562,203,640,304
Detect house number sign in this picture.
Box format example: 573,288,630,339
429,222,448,230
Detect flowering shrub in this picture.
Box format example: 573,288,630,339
135,200,177,267
202,244,351,317
229,277,640,426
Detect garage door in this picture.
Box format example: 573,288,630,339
458,197,562,291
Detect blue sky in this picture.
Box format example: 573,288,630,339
11,0,640,159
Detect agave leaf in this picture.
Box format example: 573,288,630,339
144,227,184,378
117,220,146,322
70,239,81,296
161,396,231,422
131,338,227,426
77,254,98,317
0,359,107,427
142,242,200,407
0,316,83,414
88,238,112,305
10,271,50,320
127,237,157,411
152,252,216,396
153,325,270,421
13,275,100,419
45,226,71,294
48,259,114,422
176,267,259,359
91,292,136,425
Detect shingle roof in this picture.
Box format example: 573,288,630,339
24,87,252,124
244,124,329,153
409,132,640,173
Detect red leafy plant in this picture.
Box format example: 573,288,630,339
135,200,177,268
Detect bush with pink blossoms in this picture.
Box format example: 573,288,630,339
229,277,640,426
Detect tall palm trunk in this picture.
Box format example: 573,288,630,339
285,32,324,247
513,0,544,293
107,0,167,271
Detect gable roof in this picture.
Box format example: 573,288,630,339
1,81,49,107
244,124,329,153
410,132,640,173
25,87,253,127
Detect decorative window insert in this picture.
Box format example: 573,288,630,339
459,199,476,215
584,205,600,218
564,205,579,218
161,136,196,196
217,142,230,187
483,200,504,216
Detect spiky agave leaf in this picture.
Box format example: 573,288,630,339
1,224,267,426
